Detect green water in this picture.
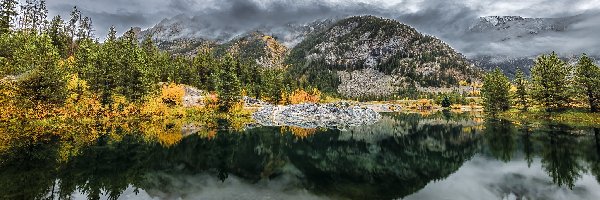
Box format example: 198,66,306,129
1,112,600,200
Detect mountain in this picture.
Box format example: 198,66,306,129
213,32,288,69
286,16,480,99
138,15,481,99
458,14,600,77
139,14,335,50
467,16,576,42
139,12,600,78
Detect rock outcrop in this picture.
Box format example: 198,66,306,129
252,103,381,129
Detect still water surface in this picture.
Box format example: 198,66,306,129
1,112,600,200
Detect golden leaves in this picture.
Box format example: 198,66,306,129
141,82,186,118
281,126,318,139
285,88,322,105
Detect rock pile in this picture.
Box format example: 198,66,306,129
253,103,381,129
182,86,207,107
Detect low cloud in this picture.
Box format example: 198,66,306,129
43,0,600,58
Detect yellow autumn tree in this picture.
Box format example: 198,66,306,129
141,82,186,118
60,74,103,118
288,88,321,104
0,78,18,120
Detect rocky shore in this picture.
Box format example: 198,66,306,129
252,103,381,129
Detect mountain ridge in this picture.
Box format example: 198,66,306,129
285,16,480,99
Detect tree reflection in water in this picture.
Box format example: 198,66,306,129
0,112,599,200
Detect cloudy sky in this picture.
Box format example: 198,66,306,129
44,0,600,37
40,0,600,57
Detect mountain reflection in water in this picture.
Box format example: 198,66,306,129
1,112,600,200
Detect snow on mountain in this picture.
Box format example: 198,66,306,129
467,15,577,42
139,14,335,48
139,12,600,77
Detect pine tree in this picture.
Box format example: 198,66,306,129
481,68,511,117
531,52,572,112
16,34,67,106
67,6,80,55
194,47,220,91
36,0,47,31
106,26,117,42
574,54,600,112
119,28,145,101
441,95,451,108
92,27,119,104
48,16,70,58
20,0,34,30
77,16,93,40
218,54,241,112
514,68,529,110
0,0,18,34
19,0,47,32
141,34,157,54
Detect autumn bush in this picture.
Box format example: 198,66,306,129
282,126,318,139
0,79,17,121
141,82,186,118
285,88,321,105
59,74,103,118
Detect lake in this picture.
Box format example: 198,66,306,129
1,112,600,200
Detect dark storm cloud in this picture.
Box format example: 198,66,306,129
193,0,384,27
168,0,199,12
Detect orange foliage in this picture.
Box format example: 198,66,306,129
0,79,18,121
141,83,185,118
204,92,219,110
59,74,103,118
140,119,184,147
282,126,318,139
107,94,139,117
287,88,321,105
160,83,185,107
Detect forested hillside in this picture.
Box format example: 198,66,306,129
286,16,481,99
1,1,483,111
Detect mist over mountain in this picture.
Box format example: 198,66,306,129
131,6,600,66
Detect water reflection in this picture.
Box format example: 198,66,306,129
0,113,599,200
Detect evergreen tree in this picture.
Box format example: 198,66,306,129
141,34,157,54
0,0,18,34
514,68,529,110
574,54,600,112
67,6,80,55
481,68,511,117
218,54,241,112
36,0,47,31
77,16,93,40
20,0,34,30
118,28,146,101
193,47,220,91
20,0,47,32
139,33,162,89
441,96,451,108
48,16,69,58
531,52,572,112
260,68,285,103
16,34,67,106
106,26,117,42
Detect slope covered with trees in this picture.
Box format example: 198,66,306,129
286,16,481,99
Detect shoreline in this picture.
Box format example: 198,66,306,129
499,109,600,128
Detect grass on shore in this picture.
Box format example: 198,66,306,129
499,108,600,128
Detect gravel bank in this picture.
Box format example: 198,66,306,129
252,103,381,129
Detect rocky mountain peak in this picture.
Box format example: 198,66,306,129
480,16,525,26
286,15,480,99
